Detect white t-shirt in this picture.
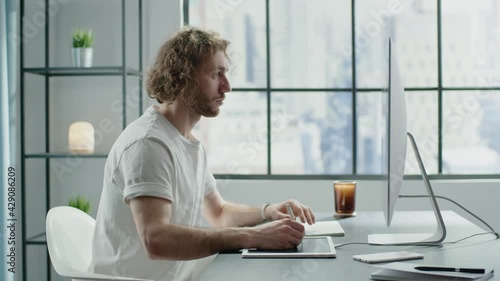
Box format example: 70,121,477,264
89,106,217,281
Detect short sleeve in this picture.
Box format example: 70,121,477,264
204,171,217,196
114,138,175,204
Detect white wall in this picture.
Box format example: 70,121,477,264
216,179,500,232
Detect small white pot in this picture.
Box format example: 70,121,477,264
71,48,93,67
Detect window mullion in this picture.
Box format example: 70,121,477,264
351,0,357,174
266,0,272,175
437,0,443,174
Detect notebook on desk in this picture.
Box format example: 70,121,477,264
304,221,345,237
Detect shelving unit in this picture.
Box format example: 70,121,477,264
19,1,143,280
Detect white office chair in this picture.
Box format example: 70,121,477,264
46,206,152,281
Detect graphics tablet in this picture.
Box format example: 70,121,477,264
241,236,336,258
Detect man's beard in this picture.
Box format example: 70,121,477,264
181,87,222,118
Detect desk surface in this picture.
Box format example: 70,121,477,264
198,211,500,281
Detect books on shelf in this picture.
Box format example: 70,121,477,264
371,262,494,281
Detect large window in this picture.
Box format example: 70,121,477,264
188,0,500,177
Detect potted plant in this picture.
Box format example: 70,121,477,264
68,195,91,214
71,29,94,67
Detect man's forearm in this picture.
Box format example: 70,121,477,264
144,222,254,260
217,202,265,227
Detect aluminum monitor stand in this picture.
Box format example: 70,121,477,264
368,132,447,245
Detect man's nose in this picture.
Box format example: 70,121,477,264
220,75,231,93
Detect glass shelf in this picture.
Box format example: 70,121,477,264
23,66,141,76
25,152,108,158
26,232,46,245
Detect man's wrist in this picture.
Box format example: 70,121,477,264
260,202,272,222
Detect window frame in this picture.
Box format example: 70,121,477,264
185,0,500,180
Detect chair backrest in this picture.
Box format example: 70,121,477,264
46,206,96,275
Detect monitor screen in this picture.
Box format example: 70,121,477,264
382,38,407,227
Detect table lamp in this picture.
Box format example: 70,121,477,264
68,121,94,154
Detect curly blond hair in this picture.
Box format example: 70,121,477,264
147,26,230,104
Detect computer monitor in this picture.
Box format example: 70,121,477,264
368,38,447,245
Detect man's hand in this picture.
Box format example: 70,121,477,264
250,219,305,249
266,200,316,225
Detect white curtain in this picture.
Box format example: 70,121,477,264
1,1,18,281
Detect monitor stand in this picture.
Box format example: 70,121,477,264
368,132,447,245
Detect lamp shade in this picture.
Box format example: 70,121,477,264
68,121,95,154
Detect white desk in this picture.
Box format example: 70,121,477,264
197,211,500,281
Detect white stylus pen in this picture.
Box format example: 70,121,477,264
285,203,302,250
285,203,295,220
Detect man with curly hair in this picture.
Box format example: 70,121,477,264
90,27,316,281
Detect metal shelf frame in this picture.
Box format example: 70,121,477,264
24,66,142,76
19,1,143,281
